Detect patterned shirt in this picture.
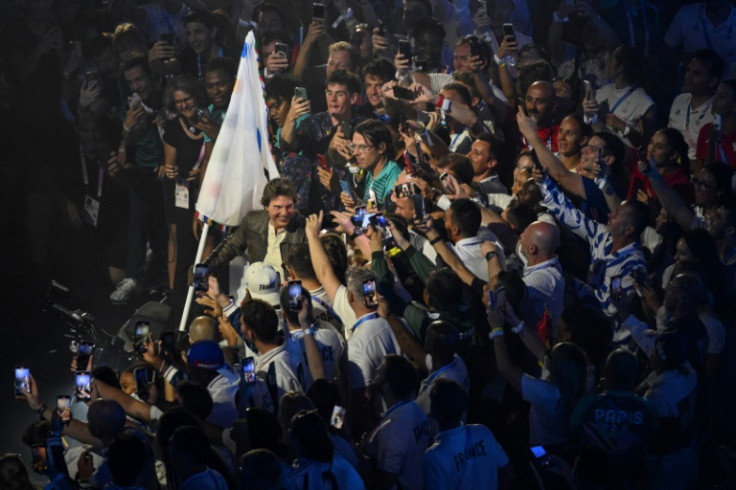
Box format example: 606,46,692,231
363,159,402,205
538,176,647,318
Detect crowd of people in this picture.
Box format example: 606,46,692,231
4,0,736,488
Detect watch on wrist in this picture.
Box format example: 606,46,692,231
485,250,498,261
349,227,364,240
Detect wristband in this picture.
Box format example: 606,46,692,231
511,321,524,334
122,123,132,133
489,327,504,340
305,324,316,336
485,250,498,261
429,236,441,245
36,403,48,418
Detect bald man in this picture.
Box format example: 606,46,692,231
188,316,221,344
516,221,564,336
522,81,559,152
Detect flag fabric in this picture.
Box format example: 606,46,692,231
195,31,279,229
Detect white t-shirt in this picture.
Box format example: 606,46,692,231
424,424,509,490
521,374,570,446
285,320,346,389
668,93,715,159
415,356,469,416
255,344,303,409
664,3,736,78
450,229,506,282
282,454,365,490
204,366,240,428
332,285,357,341
310,286,344,334
346,314,401,390
521,257,565,336
364,400,431,490
595,84,655,147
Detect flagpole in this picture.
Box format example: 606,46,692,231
178,222,210,332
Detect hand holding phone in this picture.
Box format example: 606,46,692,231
288,280,303,311
312,2,326,21
76,341,94,372
363,279,378,308
75,371,92,401
15,366,30,398
193,263,209,293
133,321,150,354
241,357,256,384
57,395,72,424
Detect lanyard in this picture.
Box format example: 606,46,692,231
352,312,377,332
610,86,638,114
382,399,409,419
423,360,455,386
311,295,341,324
196,47,223,78
623,1,650,56
79,143,103,198
684,101,709,149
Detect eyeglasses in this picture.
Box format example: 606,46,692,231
349,143,374,153
691,178,715,190
174,95,193,106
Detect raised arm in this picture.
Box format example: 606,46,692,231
639,160,697,230
306,212,343,301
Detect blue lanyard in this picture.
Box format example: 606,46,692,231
383,400,409,419
423,360,455,385
352,312,378,332
311,295,341,324
610,86,638,114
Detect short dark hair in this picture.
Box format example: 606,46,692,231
241,299,280,342
611,46,646,86
604,348,639,390
449,199,481,238
449,158,475,186
692,49,725,79
429,378,468,422
185,10,216,29
594,131,625,168
239,449,283,489
425,269,464,312
354,119,394,161
474,133,501,160
505,201,538,233
326,70,362,95
621,200,649,237
321,233,348,284
265,73,301,102
379,355,417,399
456,35,491,65
164,75,207,113
175,381,214,420
362,58,394,83
283,244,316,280
120,54,150,76
260,178,297,207
441,82,472,106
108,433,146,486
260,30,292,50
411,17,444,42
288,410,333,462
205,57,236,79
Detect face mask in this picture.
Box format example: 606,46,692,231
516,241,528,267
425,353,433,372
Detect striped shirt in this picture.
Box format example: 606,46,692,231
538,176,647,318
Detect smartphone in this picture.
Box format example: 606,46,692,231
160,331,176,357
398,39,412,59
84,71,96,83
241,357,256,384
57,395,72,424
14,366,30,398
530,445,552,469
412,193,425,221
288,280,303,311
133,366,149,399
488,288,496,309
274,42,289,59
362,279,378,308
133,321,150,354
340,121,352,140
330,405,346,429
392,86,416,101
503,23,515,42
31,444,47,474
351,205,367,229
75,371,92,401
376,20,386,37
294,87,308,102
76,341,94,371
128,92,142,110
312,2,326,21
469,38,483,58
440,171,450,182
610,275,623,301
160,33,174,45
193,263,209,293
582,80,593,101
394,183,416,198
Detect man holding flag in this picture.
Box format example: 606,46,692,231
180,31,287,330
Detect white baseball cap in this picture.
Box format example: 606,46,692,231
243,262,281,307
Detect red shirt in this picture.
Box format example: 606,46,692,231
628,165,695,205
696,122,736,169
